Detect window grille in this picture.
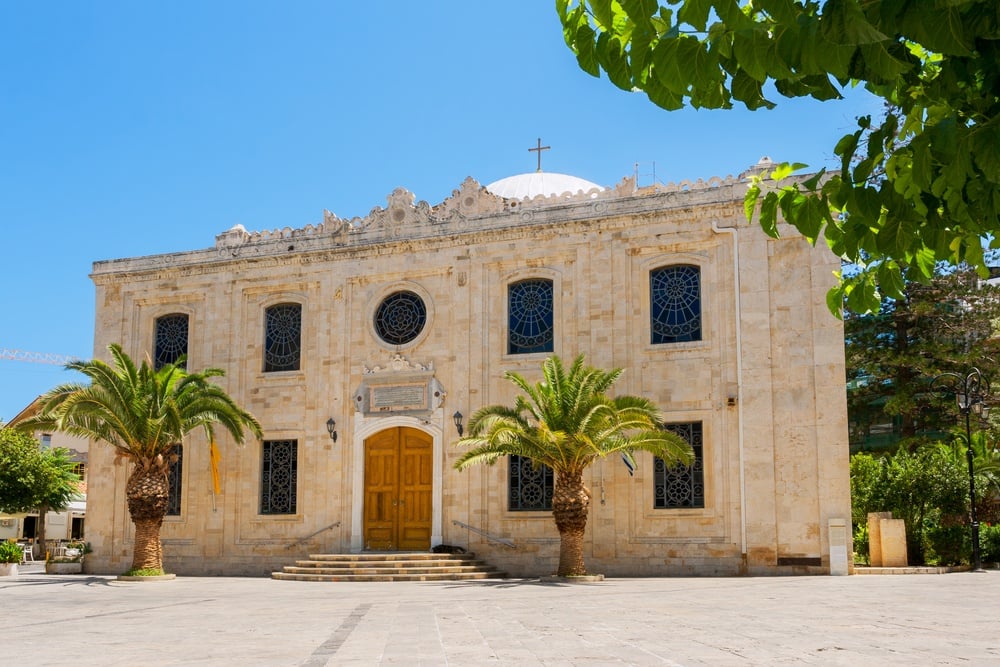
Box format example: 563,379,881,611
374,291,427,345
650,265,701,344
155,314,189,369
508,455,553,511
508,279,554,354
261,440,297,515
264,303,302,372
654,422,704,508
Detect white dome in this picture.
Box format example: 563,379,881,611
485,172,604,200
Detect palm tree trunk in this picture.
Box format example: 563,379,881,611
552,467,591,576
35,504,49,561
125,458,170,572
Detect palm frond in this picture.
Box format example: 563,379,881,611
20,344,261,462
455,353,690,475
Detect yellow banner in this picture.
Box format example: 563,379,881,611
209,439,221,495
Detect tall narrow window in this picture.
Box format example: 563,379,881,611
154,313,189,369
508,455,554,511
167,444,183,516
654,422,704,509
508,279,554,354
650,265,701,344
264,303,302,372
261,439,298,515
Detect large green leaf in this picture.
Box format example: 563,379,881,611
676,0,714,30
620,0,659,30
820,0,889,45
574,22,601,77
596,33,634,90
759,191,780,237
731,68,775,109
732,28,775,82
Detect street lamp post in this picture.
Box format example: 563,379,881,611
933,368,992,573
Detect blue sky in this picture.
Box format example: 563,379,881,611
0,1,881,422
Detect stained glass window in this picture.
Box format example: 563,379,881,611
508,279,554,354
264,303,301,372
650,265,701,344
260,440,297,515
167,444,182,516
154,314,189,369
654,422,704,509
374,291,427,346
508,455,553,511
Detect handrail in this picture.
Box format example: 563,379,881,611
286,521,341,549
452,520,516,549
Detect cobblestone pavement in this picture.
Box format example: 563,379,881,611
4,565,999,666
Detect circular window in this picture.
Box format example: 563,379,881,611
374,291,427,345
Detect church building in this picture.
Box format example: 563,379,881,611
85,156,851,576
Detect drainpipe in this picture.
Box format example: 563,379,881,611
711,220,747,560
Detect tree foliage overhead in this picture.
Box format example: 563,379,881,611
557,1,1000,314
846,264,1000,445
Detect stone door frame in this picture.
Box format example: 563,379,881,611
351,413,443,552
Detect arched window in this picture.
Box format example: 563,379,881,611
508,279,554,354
264,303,302,372
650,265,701,344
154,313,189,369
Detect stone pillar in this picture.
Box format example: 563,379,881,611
828,518,849,575
878,519,908,567
868,511,907,567
867,511,892,566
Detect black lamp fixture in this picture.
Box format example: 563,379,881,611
453,411,464,437
932,367,991,572
326,417,337,443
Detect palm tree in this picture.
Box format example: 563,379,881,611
454,354,692,577
19,344,261,573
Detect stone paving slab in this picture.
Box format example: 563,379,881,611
4,565,999,666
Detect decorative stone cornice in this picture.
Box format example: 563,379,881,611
363,354,433,374
91,170,756,282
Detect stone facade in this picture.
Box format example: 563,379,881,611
86,167,850,576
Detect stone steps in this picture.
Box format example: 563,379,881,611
271,552,507,582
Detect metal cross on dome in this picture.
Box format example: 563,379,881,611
528,137,550,172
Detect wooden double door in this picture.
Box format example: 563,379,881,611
363,427,433,551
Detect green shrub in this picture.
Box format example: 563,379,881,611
980,524,1000,564
0,540,22,564
852,523,869,565
924,522,968,566
123,567,165,577
850,443,968,565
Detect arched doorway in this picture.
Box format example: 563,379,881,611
363,427,433,551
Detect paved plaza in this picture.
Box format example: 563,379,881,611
5,564,999,666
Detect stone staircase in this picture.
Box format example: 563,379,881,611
271,552,507,582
